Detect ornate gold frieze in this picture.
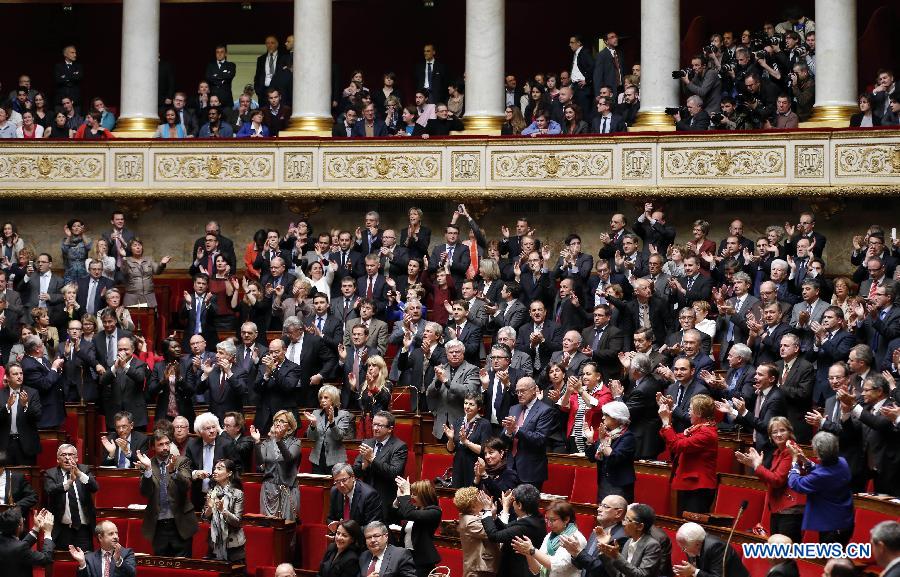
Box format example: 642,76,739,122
284,152,314,182
451,151,481,182
323,152,441,182
834,144,900,177
114,153,144,182
490,149,612,180
154,153,274,181
661,146,785,178
622,148,653,179
0,153,104,181
794,145,825,178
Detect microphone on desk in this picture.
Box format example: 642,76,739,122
723,500,749,577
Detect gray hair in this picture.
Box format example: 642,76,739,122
57,443,77,457
676,522,707,544
364,521,388,535
241,321,258,334
731,343,752,362
424,321,443,336
283,315,303,332
23,335,43,355
332,463,354,477
871,520,900,551
780,332,800,347
365,211,380,223
444,338,464,352
631,353,653,375
687,95,703,108
811,431,839,464
497,326,517,340
771,259,789,272
217,340,237,357
733,271,751,284
193,412,222,435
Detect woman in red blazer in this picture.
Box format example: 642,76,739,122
558,362,613,453
686,219,717,276
659,392,719,515
735,416,805,543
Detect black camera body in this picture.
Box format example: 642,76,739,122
702,44,718,54
672,67,695,80
710,112,725,124
664,106,688,116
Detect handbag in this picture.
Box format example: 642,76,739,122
433,466,453,488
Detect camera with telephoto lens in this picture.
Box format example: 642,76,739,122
702,44,718,54
718,63,736,79
751,49,768,60
664,106,688,116
794,45,808,58
672,67,695,80
766,34,784,46
710,112,725,124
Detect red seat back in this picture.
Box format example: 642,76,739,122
125,518,154,553
256,568,277,577
712,484,766,531
634,471,671,517
850,506,893,563
299,446,313,474
662,526,687,566
245,525,279,572
345,448,360,466
438,496,459,520
192,522,210,558
716,445,740,474
393,423,414,447
391,391,411,412
52,560,79,577
300,485,326,525
64,412,80,440
798,560,824,577
94,476,143,508
299,523,329,571
243,481,262,515
435,546,463,577
570,466,598,504
297,419,311,438
38,438,62,470
575,513,595,538
420,453,453,483
543,464,576,498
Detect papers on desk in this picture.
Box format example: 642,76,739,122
127,504,148,510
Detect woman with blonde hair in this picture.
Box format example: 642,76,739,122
31,307,59,360
121,238,171,308
477,258,502,303
352,356,391,434
303,385,353,474
88,237,118,280
454,486,500,577
250,409,301,520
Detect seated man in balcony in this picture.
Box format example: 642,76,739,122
422,103,463,138
351,103,389,137
767,94,799,129
590,96,626,134
521,110,561,137
261,87,291,136
673,95,710,131
332,107,358,137
198,106,233,138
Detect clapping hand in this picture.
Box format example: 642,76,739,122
511,535,534,556
100,435,117,455
598,540,620,559
674,561,699,577
69,545,86,566
443,423,455,440
734,447,763,470
249,425,262,443
134,450,152,469
560,534,585,556
395,476,411,496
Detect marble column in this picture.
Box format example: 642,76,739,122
116,0,160,134
807,0,857,125
463,0,505,133
631,0,679,130
286,0,332,134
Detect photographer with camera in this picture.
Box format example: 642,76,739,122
766,94,799,129
742,72,779,128
775,8,814,36
710,96,750,130
722,48,761,97
672,95,710,131
752,41,787,88
677,55,721,114
702,34,724,70
789,63,815,121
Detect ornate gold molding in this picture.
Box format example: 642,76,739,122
154,153,275,181
661,146,785,179
284,152,314,182
451,151,481,182
834,144,900,177
794,145,825,178
114,153,144,182
490,149,612,180
323,151,441,182
0,153,104,181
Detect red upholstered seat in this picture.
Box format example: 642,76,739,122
299,446,313,474
716,445,740,474
124,518,154,553
94,476,143,508
435,546,463,577
38,438,62,470
393,423,414,447
741,554,769,576
243,481,262,515
192,522,210,558
391,391,411,412
438,496,459,520
543,464,576,498
245,524,280,572
661,526,687,566
570,465,598,504
299,523,330,571
712,483,766,531
798,560,824,577
64,412,79,439
575,513,595,537
420,453,453,483
300,485,326,525
52,560,78,577
634,471,670,517
297,419,311,437
256,568,277,577
345,448,359,465
850,506,894,563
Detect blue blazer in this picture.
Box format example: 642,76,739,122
350,119,390,137
236,123,270,137
787,457,854,532
586,430,636,490
505,400,556,486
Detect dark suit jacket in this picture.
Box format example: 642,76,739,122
808,329,857,404
282,334,337,408
633,217,677,258
720,365,757,402
351,119,391,137
414,59,449,103
54,60,84,104
856,307,900,370
253,248,291,280
621,375,665,459
21,354,65,428
696,535,750,577
482,514,546,577
21,273,65,311
489,299,528,332
179,293,218,351
516,321,563,373
75,276,115,314
99,358,150,429
586,429,636,492
304,313,344,357
352,435,409,521
593,47,623,97
766,561,800,577
506,400,556,485
736,386,788,452
395,496,441,566
753,323,792,366
854,400,900,496
253,359,301,434
0,530,53,577
518,271,553,310
444,321,483,366
483,367,526,424
328,479,384,526
76,547,137,577
205,60,237,105
100,431,149,467
429,243,470,285
317,544,360,577
396,344,446,393
775,357,815,443
0,386,41,457
1,469,38,511
666,378,709,432
590,113,627,133
356,275,389,316
581,323,625,381
147,360,196,423
185,434,234,508
253,50,292,105
676,110,712,130
670,274,713,309
608,295,672,347
358,544,417,577
191,366,248,422
57,338,100,402
44,464,99,539
140,456,198,541
93,329,134,369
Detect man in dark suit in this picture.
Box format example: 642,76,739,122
776,333,815,443
581,304,625,381
617,353,665,459
716,272,762,367
749,302,792,366
20,253,64,314
808,307,857,406
854,283,900,371
429,224,470,286
185,412,234,510
254,36,291,107
171,92,199,137
593,32,625,100
516,301,564,377
503,377,555,490
190,340,247,423
714,343,756,403
668,256,712,311
44,443,98,550
340,323,382,410
597,215,631,267
724,364,788,454
414,44,448,104
99,338,150,432
358,521,417,577
550,279,590,335
253,233,291,281
675,522,750,577
254,339,301,435
190,221,237,270
261,88,291,136
633,204,677,258
552,233,594,288
840,374,900,497
21,336,66,429
351,103,390,137
444,300,484,367
550,331,591,380
663,358,709,432
481,344,525,432
137,430,198,557
675,95,711,130
0,363,42,466
332,109,358,137
356,255,389,317
58,320,100,403
812,362,868,492
608,279,670,349
222,412,254,474
591,96,627,133
69,520,136,577
99,411,149,468
488,283,528,332
331,231,365,284
352,411,408,522
100,212,135,263
54,45,83,106
281,316,336,409
518,252,554,311
343,301,388,355
0,507,54,577
870,518,900,577
669,329,715,375
75,261,114,317
205,45,237,106
352,211,383,257
395,322,444,412
481,483,547,576
179,274,218,352
568,36,594,113
327,463,384,528
0,451,38,513
304,295,343,364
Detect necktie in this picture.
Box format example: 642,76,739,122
194,296,203,334
832,399,841,423
203,444,214,491
455,325,462,338
555,302,563,323
218,371,226,399
317,317,324,332
675,385,685,406
344,494,352,520
344,299,351,314
67,477,81,527
426,61,433,87
158,462,171,515
103,551,112,577
366,278,374,300
9,391,18,434
87,279,97,314
601,117,608,133
753,392,766,443
117,444,128,468
872,310,888,351
353,348,362,379
686,277,695,291
374,441,383,457
493,376,503,421
108,335,116,366
781,363,790,384
512,407,526,455
367,557,378,576
268,53,275,77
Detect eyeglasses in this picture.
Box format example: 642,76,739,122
333,476,353,485
598,503,622,510
489,355,510,360
365,533,387,540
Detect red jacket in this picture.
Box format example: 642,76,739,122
661,422,718,490
560,385,613,440
753,446,806,514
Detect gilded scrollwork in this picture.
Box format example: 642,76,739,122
794,145,825,178
451,151,481,182
323,152,441,181
0,153,104,181
662,147,785,178
154,153,274,181
284,152,314,182
834,144,900,176
115,153,144,182
490,150,611,180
